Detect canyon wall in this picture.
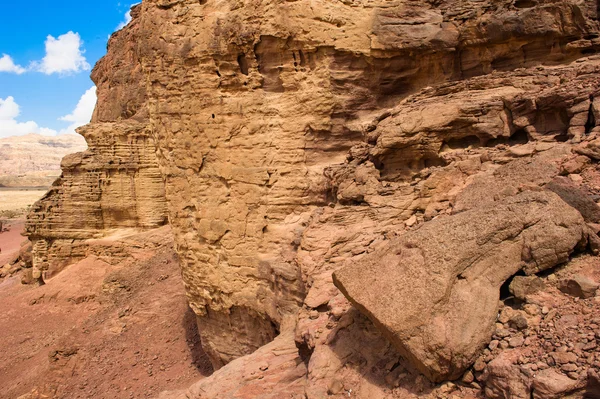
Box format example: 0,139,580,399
25,0,600,397
25,8,168,281
134,0,600,368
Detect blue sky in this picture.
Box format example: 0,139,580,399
0,1,138,138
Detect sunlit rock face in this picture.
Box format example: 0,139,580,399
26,1,600,394
25,8,168,280
133,0,600,370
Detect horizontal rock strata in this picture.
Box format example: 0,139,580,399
24,0,600,397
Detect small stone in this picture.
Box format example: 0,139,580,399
552,352,578,364
405,215,417,227
327,379,344,395
499,341,510,349
567,372,580,380
509,314,528,330
489,340,499,350
510,276,545,301
495,328,511,338
523,304,540,316
509,335,525,348
461,370,474,384
498,307,514,324
559,275,599,299
561,363,578,372
542,306,550,315
584,342,597,351
473,357,486,372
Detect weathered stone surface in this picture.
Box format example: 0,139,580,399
164,332,307,399
509,276,545,301
546,177,600,223
22,0,600,396
559,275,599,299
25,122,168,280
333,191,591,382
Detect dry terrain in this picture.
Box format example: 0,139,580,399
0,189,48,219
0,227,212,399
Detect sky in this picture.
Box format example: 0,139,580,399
0,1,139,138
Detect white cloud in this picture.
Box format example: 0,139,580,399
0,97,57,138
58,86,97,134
116,9,133,31
32,31,90,75
0,87,96,139
0,54,26,74
115,3,140,31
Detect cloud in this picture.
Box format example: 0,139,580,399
0,54,26,74
32,31,91,75
116,10,133,31
58,86,97,134
0,96,57,138
0,87,96,138
115,3,140,31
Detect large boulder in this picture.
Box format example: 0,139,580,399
333,191,593,382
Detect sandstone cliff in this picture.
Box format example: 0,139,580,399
24,0,600,398
25,9,167,281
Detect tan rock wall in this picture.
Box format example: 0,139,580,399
25,0,600,387
25,122,168,279
133,0,600,369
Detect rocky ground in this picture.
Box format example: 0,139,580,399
0,227,212,399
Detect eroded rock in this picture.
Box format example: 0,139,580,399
334,191,592,382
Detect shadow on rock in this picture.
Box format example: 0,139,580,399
183,306,214,376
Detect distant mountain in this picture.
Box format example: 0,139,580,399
0,134,87,187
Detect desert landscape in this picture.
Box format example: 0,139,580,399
6,0,600,398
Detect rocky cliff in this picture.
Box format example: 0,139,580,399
25,10,168,281
24,0,600,398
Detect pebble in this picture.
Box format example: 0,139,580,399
561,363,578,372
542,306,550,315
473,358,486,372
567,372,580,380
509,335,525,348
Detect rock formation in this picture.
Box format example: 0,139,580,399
25,9,167,281
23,0,600,398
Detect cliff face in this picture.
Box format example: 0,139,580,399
134,0,600,369
25,9,167,281
25,0,600,397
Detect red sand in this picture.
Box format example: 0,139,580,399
0,220,26,265
0,228,211,399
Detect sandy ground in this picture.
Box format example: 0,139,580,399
0,189,47,217
0,220,26,265
0,226,212,399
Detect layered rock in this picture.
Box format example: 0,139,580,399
131,0,600,370
24,0,600,397
25,8,167,281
